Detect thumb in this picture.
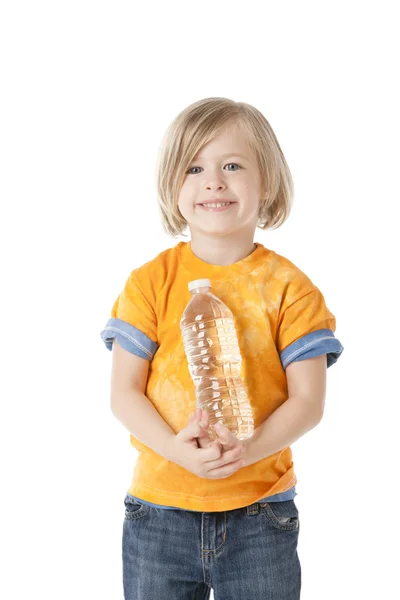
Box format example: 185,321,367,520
212,423,236,450
182,422,206,441
188,408,202,425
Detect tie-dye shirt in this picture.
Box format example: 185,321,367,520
100,241,344,512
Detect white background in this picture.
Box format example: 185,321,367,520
1,1,399,598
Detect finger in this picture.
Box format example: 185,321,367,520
197,436,214,449
199,408,209,427
212,423,238,449
181,409,212,448
205,444,245,468
212,439,223,452
182,422,206,441
193,408,209,432
188,408,203,427
198,426,212,440
213,422,232,438
206,457,246,479
197,410,214,439
198,440,222,460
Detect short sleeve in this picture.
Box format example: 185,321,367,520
100,271,159,360
277,287,344,370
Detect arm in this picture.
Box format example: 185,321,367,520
242,355,327,466
110,341,175,459
110,341,225,475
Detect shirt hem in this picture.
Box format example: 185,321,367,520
128,473,298,512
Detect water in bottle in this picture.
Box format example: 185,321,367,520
180,278,254,441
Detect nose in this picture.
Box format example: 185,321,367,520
204,167,227,192
206,180,226,192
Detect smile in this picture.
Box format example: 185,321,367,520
198,202,236,212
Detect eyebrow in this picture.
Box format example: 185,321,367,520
192,153,248,161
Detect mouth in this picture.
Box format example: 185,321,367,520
197,201,236,212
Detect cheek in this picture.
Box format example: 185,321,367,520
178,185,195,207
177,194,193,219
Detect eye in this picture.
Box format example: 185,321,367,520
225,163,240,171
186,163,241,175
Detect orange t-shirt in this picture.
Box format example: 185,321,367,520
101,241,343,512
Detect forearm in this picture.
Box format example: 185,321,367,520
243,396,322,466
111,390,176,459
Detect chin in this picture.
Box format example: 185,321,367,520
198,224,241,237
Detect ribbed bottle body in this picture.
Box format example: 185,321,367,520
180,282,254,441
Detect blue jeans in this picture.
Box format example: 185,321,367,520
123,493,301,599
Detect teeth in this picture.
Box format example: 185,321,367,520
202,202,231,208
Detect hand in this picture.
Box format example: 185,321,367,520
187,408,216,449
167,411,247,479
189,408,247,456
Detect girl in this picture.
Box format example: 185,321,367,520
101,97,344,599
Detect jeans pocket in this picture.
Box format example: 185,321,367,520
124,494,150,521
259,499,299,531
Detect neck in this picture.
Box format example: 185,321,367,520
189,232,257,266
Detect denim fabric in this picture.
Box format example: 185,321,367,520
100,317,158,360
280,327,343,370
101,318,343,372
123,493,301,599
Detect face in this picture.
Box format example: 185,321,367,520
177,122,265,238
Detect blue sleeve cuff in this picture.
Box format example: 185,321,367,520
100,317,159,360
280,328,344,370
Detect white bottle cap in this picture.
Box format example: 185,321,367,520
188,279,212,292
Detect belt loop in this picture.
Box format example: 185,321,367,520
246,503,260,515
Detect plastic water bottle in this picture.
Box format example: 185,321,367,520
180,279,254,441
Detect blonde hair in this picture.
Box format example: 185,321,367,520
155,97,294,238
